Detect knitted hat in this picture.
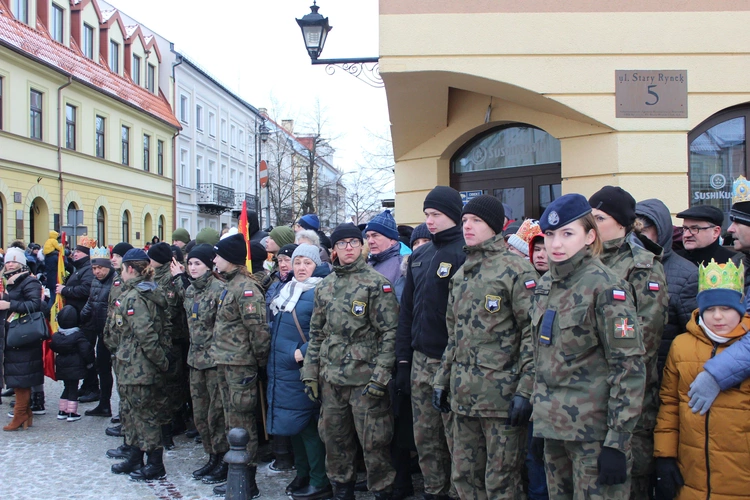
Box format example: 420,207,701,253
76,235,97,255
269,226,295,248
540,194,592,232
292,243,322,266
410,223,432,248
172,228,191,244
423,186,463,225
330,223,364,246
214,233,247,266
298,214,320,231
318,231,332,250
503,220,523,238
187,244,215,269
277,244,298,259
589,186,637,229
147,242,172,265
57,305,79,330
111,242,133,258
195,227,221,246
121,248,149,263
462,195,506,235
698,259,747,317
4,247,26,266
365,210,399,241
507,219,542,257
250,241,268,271
398,225,414,247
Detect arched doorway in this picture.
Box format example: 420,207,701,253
158,215,165,242
122,211,131,243
144,213,153,243
97,207,107,246
450,124,562,221
29,197,49,244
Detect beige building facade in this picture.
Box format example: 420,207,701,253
380,1,750,227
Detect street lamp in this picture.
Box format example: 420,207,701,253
296,2,382,88
255,116,270,229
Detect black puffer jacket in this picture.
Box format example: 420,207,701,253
636,199,699,378
50,327,93,380
60,256,94,331
80,268,115,334
3,272,44,388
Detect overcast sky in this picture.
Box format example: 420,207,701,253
107,0,391,178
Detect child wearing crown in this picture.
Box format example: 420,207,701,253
653,259,750,499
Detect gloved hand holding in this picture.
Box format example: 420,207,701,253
303,379,320,403
597,446,627,485
655,457,684,500
432,388,451,413
508,395,532,426
362,380,387,398
688,371,720,415
396,362,411,396
530,437,545,462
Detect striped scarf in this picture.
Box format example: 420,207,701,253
269,277,323,316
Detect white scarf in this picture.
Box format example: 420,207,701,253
270,277,323,316
699,317,731,344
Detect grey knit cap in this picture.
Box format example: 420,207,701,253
292,243,322,267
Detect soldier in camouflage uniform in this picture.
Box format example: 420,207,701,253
301,223,399,500
589,186,669,499
433,195,538,499
210,233,270,499
531,194,647,499
108,249,172,481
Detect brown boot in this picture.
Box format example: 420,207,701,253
4,388,31,431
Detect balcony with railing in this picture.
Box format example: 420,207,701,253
197,183,235,215
231,192,260,219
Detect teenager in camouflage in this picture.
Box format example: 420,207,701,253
301,223,399,500
210,233,270,499
530,194,647,499
433,195,538,499
108,249,171,482
589,186,669,498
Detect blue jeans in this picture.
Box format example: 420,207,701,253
526,423,549,500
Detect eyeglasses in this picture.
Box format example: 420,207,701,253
682,225,716,235
335,239,362,249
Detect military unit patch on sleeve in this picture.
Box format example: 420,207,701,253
247,303,256,314
352,301,367,316
648,282,660,291
484,295,502,313
167,291,175,299
525,279,536,289
115,300,121,307
614,318,635,339
382,284,393,293
126,308,135,316
436,262,452,278
613,289,626,301
243,290,254,297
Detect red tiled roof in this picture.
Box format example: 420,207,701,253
0,7,180,129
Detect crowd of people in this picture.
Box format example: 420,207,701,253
3,176,750,500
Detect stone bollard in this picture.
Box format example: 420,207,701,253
225,427,251,500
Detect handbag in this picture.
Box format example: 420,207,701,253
6,305,50,348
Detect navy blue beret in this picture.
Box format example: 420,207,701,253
540,194,592,232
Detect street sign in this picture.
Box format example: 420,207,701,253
615,70,688,118
259,160,269,188
460,190,483,206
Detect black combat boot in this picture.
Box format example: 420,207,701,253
193,453,221,479
248,465,260,499
212,482,227,496
111,448,144,474
201,456,228,484
107,438,133,459
161,423,175,450
332,481,355,500
130,448,166,481
106,424,123,437
30,392,46,415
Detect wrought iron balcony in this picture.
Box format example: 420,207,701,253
197,183,235,215
231,192,260,219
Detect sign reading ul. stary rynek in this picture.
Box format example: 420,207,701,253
615,70,687,118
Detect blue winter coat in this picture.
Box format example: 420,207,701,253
266,264,329,436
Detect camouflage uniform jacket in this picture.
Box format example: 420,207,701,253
184,271,224,370
210,267,269,368
301,254,399,388
531,248,647,453
434,235,538,417
154,264,187,342
103,271,126,353
600,232,668,432
110,275,170,385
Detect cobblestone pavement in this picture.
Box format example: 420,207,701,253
0,378,418,500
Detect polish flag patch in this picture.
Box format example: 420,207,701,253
613,290,626,301
113,280,121,287
382,284,393,293
648,282,660,291
115,300,121,307
126,308,135,316
244,290,254,297
525,280,536,289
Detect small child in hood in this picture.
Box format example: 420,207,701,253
50,305,94,422
654,259,750,499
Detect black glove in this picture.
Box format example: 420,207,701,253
396,362,411,396
165,351,177,372
508,395,532,426
432,388,451,413
655,457,684,500
530,437,545,462
258,366,268,384
597,447,627,485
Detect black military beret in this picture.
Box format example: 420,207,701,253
676,205,724,226
540,194,592,232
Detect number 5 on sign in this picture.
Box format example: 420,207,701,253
615,70,687,118
646,85,659,106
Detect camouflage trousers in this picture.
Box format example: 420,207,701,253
112,359,129,436
411,350,454,496
119,384,164,452
318,381,395,493
630,430,654,499
164,342,189,417
217,364,258,464
451,414,526,500
544,439,631,500
190,366,228,455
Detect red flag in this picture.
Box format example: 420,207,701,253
237,200,252,272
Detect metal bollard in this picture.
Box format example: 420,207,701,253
225,427,251,500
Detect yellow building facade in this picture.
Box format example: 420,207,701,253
0,0,178,248
380,1,750,226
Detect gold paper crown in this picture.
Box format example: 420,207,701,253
77,235,97,249
90,246,110,260
698,258,745,294
733,175,750,204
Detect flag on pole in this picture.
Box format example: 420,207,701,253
238,200,253,272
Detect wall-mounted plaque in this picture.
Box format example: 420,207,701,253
615,70,687,118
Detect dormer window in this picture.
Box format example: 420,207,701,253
51,4,64,43
82,24,94,59
147,63,155,93
109,41,119,73
13,0,28,24
132,55,141,85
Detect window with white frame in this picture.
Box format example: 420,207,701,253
239,129,244,151
230,168,236,189
65,104,76,150
196,105,203,131
208,159,215,183
30,90,43,140
98,116,108,158
109,41,119,73
208,112,216,137
221,119,227,143
231,124,236,148
180,95,188,123
51,4,64,43
180,149,188,187
157,140,164,176
147,64,155,93
221,164,227,185
13,0,28,24
196,155,203,188
143,134,151,172
132,55,141,85
82,24,94,59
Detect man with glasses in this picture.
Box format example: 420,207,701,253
301,223,399,500
676,205,736,266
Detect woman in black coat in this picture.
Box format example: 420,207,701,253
50,305,93,422
2,247,44,431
